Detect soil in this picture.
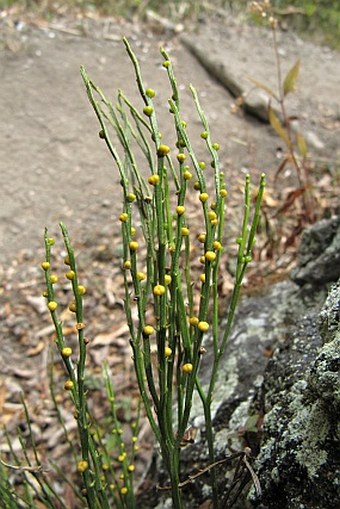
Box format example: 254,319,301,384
0,6,339,505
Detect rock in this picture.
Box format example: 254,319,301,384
291,215,340,286
180,34,279,123
251,281,340,509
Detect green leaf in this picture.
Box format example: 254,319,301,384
296,131,308,159
283,59,300,96
268,106,290,147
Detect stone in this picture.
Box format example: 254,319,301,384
251,281,340,509
291,215,340,286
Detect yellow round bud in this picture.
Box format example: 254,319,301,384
198,321,210,332
119,212,129,222
199,192,209,203
50,274,58,284
65,270,75,280
197,233,206,243
47,237,55,245
220,188,228,198
189,316,199,326
162,60,170,68
164,274,172,285
64,379,74,391
213,241,222,251
77,460,88,473
123,260,131,270
157,144,170,156
153,284,166,296
148,174,160,185
130,227,136,236
129,241,139,252
78,285,86,295
212,142,220,151
182,363,193,373
183,170,192,180
198,161,206,170
128,464,135,472
200,274,206,283
69,302,77,313
143,105,154,117
176,205,185,215
181,227,190,236
137,272,146,281
61,347,72,358
47,301,58,312
145,88,156,98
64,255,71,266
211,218,218,226
208,211,217,221
165,346,172,357
177,153,186,163
127,193,136,202
40,261,50,271
118,453,126,462
193,181,201,191
205,251,216,262
143,325,155,336
121,487,128,495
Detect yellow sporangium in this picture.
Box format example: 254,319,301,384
65,270,75,280
40,261,50,271
177,153,186,163
200,274,206,283
157,144,170,156
137,272,146,281
199,192,209,203
129,241,139,252
197,233,206,243
205,251,216,262
182,363,193,373
148,174,160,185
78,285,86,295
50,274,58,284
181,227,190,236
77,460,88,473
47,301,58,311
68,302,77,313
119,212,129,222
153,284,166,296
176,205,185,215
61,347,72,358
189,316,199,327
64,380,74,391
198,321,210,332
165,346,172,357
164,274,172,285
213,241,222,251
143,325,155,336
121,487,128,495
123,260,131,270
183,170,192,180
220,188,228,198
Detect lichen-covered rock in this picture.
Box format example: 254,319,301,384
291,215,340,286
251,281,340,509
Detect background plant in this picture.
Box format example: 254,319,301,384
81,37,265,508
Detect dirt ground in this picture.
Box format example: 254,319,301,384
0,6,339,504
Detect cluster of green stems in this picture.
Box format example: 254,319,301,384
42,228,139,509
81,37,265,509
